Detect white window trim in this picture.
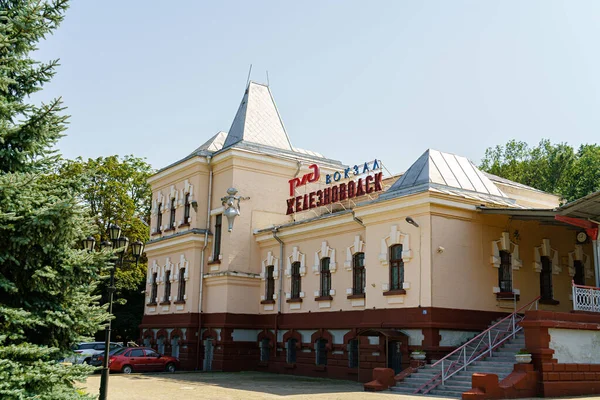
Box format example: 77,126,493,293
313,241,337,274
568,245,593,279
533,239,561,274
344,235,365,271
378,225,412,266
286,246,306,277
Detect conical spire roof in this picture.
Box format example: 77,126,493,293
387,149,506,197
222,81,293,151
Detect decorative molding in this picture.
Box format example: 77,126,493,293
169,185,179,208
533,239,560,274
152,191,165,216
568,245,593,279
286,247,306,277
344,235,365,271
175,254,189,281
261,251,279,280
378,225,412,266
490,232,522,270
313,241,337,274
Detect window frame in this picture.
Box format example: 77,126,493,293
315,338,328,366
286,338,297,364
389,244,404,291
156,203,162,232
573,259,585,286
540,255,554,301
352,252,365,295
498,250,513,293
183,193,191,222
150,272,158,304
260,338,270,362
213,214,222,260
163,270,171,303
169,198,176,229
177,268,186,302
265,265,275,301
291,262,301,299
319,257,331,298
348,338,359,368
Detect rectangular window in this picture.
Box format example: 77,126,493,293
348,339,359,368
316,339,327,365
265,265,275,300
286,339,297,363
291,262,301,299
260,338,270,362
320,257,331,297
169,198,176,229
156,204,162,232
390,245,404,291
184,193,190,222
353,253,365,295
213,214,222,260
499,250,512,292
150,273,158,304
163,271,171,302
177,268,186,301
540,256,553,300
574,260,585,286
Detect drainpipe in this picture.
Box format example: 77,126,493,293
196,155,213,369
272,228,284,350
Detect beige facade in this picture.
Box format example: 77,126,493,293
140,81,598,378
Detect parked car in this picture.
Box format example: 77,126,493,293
101,347,179,374
90,347,128,367
65,342,123,365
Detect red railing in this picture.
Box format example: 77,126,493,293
414,296,540,394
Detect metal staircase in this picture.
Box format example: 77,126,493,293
391,297,539,398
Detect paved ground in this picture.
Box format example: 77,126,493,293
82,371,596,400
82,371,430,400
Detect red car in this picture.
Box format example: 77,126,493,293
97,347,179,374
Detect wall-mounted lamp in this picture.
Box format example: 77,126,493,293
221,187,250,232
190,200,198,212
405,216,419,228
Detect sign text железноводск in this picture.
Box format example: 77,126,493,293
285,159,383,215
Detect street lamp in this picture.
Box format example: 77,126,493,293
221,187,250,232
82,224,144,400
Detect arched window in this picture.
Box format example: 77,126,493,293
177,268,186,302
348,338,359,368
265,265,275,301
315,338,327,365
291,262,301,299
389,245,404,291
540,256,553,301
286,339,297,364
183,193,191,222
157,335,165,354
260,338,270,362
498,250,512,292
352,253,365,295
156,203,162,232
319,257,331,297
171,336,180,359
169,198,176,229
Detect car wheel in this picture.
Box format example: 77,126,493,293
122,365,133,374
165,363,176,373
84,358,91,365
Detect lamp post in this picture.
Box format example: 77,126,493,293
82,224,144,400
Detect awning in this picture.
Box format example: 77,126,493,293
557,191,600,222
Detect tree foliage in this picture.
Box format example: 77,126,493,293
60,155,153,343
480,139,600,202
0,1,110,398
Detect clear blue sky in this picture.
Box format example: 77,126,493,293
34,1,600,174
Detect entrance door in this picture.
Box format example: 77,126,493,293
387,340,402,374
203,338,214,371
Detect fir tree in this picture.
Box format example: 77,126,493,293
0,1,110,398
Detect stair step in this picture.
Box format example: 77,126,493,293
390,386,418,394
429,389,464,397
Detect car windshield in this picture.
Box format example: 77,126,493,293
76,343,96,350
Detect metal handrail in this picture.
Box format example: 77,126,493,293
414,296,540,394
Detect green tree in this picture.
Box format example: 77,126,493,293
480,139,598,202
0,1,110,398
60,155,153,344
